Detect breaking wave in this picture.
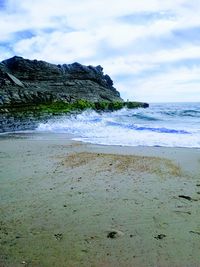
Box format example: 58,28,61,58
36,103,200,148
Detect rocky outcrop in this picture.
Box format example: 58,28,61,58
0,56,122,107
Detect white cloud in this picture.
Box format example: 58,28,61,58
13,31,99,62
117,66,200,102
0,0,200,101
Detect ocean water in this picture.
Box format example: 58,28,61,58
36,103,200,148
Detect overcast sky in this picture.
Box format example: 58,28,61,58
0,0,200,102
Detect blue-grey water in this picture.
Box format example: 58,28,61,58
36,103,200,148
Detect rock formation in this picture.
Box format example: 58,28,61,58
0,56,122,107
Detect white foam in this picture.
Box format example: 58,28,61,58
36,108,200,148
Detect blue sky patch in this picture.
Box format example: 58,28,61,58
12,30,35,41
0,0,5,10
118,11,175,25
172,26,200,44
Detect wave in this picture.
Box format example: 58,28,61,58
130,113,160,121
36,104,200,148
158,109,200,117
106,121,189,134
180,109,200,117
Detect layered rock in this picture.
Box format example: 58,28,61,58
0,56,122,107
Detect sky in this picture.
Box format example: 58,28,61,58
0,0,200,102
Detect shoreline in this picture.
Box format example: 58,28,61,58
1,132,200,175
0,133,200,266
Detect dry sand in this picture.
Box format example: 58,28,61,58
0,133,200,267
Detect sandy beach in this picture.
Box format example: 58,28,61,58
0,133,200,267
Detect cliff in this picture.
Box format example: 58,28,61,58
0,56,122,107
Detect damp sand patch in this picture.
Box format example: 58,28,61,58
63,152,182,177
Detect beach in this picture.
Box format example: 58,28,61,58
0,133,200,267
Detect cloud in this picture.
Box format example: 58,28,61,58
0,0,200,101
116,66,200,102
13,30,99,62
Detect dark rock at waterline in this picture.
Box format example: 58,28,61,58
0,111,50,133
0,56,122,107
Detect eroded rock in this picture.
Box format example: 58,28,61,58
0,56,122,107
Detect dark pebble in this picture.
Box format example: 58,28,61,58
107,231,117,239
178,195,192,201
154,234,166,240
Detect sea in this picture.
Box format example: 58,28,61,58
36,102,200,148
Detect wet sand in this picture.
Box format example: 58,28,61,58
0,133,200,267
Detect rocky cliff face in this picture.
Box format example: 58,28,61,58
0,56,122,107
